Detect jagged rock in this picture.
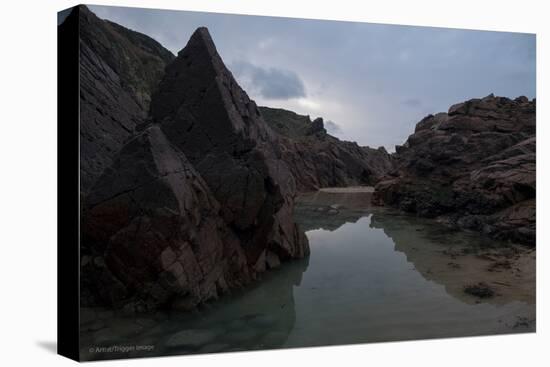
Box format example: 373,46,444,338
373,95,536,246
150,27,309,265
82,126,250,310
80,22,309,311
308,117,327,135
260,107,395,192
78,5,174,192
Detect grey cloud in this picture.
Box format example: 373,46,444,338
89,5,536,150
325,120,343,135
402,98,422,108
231,61,306,100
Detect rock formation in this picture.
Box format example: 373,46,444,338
373,95,536,246
79,7,308,312
150,27,309,270
78,5,174,192
81,126,251,311
260,107,394,192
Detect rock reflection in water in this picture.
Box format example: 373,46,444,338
369,212,535,306
295,190,374,232
288,189,535,346
296,189,534,307
80,257,308,360
80,189,535,360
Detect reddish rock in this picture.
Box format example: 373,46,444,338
260,107,395,192
82,126,250,311
81,22,309,311
373,95,536,246
151,28,309,264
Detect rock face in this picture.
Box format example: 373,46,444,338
260,107,394,192
373,95,536,246
80,11,308,312
150,27,309,265
81,126,250,311
78,5,175,192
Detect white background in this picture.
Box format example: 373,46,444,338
0,0,547,365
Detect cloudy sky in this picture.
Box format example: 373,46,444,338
90,5,536,151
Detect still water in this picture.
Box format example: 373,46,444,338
80,190,535,360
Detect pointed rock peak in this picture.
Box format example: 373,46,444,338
180,27,218,57
151,26,247,124
173,27,224,73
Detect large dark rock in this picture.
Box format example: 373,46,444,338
80,21,309,311
78,5,174,192
150,28,309,265
260,107,394,192
81,126,249,311
373,95,536,245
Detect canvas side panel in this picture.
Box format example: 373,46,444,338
57,6,80,362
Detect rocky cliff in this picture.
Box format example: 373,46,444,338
373,95,536,246
78,5,175,192
79,7,308,312
260,107,394,192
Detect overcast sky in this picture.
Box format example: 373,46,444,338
89,5,536,151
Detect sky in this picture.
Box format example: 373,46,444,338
89,5,536,151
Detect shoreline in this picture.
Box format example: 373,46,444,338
317,186,374,193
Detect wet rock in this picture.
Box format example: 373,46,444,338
487,260,512,272
512,316,534,329
373,95,535,246
266,251,281,269
464,282,495,298
447,262,461,269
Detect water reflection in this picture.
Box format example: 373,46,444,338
295,190,373,231
80,257,308,360
80,190,535,360
369,211,535,306
288,190,534,345
296,191,535,307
